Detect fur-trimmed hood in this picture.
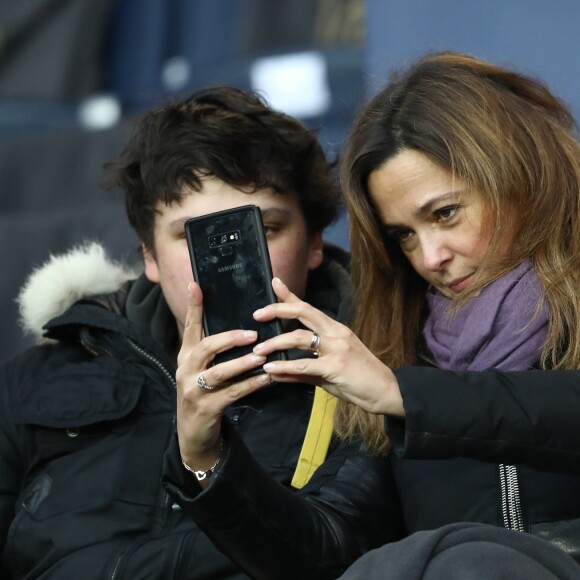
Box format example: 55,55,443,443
17,243,141,342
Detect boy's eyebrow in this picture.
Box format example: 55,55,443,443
259,207,293,221
169,217,189,232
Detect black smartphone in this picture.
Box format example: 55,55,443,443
185,204,286,377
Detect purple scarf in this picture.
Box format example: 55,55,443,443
423,261,548,371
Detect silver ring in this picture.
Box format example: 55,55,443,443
309,332,321,358
196,372,216,391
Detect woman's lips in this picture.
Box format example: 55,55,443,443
448,273,474,293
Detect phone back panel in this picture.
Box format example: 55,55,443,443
185,205,285,368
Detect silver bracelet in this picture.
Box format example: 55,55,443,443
181,436,224,482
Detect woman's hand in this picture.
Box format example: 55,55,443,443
175,282,271,486
253,278,405,417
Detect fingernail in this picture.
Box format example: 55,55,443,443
263,363,274,372
272,277,285,288
187,282,194,297
254,308,264,318
253,354,267,363
253,343,264,353
258,373,270,383
244,330,258,339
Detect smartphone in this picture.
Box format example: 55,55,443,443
185,205,286,377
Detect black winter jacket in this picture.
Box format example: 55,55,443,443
388,366,580,559
162,361,580,578
0,244,405,579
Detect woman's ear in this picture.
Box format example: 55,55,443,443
142,244,160,283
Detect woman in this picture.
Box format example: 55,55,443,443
165,52,580,578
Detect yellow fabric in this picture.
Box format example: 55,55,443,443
291,386,338,489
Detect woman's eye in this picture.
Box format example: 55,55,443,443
395,229,414,243
435,205,459,222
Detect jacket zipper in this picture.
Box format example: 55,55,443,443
416,350,526,533
124,337,177,390
108,544,132,580
417,350,526,533
499,464,525,531
107,337,177,580
123,336,178,531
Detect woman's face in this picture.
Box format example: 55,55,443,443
368,149,494,298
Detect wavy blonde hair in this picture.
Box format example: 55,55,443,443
336,52,580,454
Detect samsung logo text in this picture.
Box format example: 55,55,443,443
218,263,244,273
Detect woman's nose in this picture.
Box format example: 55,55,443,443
420,236,453,271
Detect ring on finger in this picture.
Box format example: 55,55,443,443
196,371,216,391
309,332,321,358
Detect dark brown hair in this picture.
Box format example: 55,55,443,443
106,86,341,251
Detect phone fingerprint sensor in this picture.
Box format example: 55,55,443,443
220,246,233,256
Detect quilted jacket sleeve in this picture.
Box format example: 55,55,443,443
387,367,580,474
162,421,405,580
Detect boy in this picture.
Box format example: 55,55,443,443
0,87,399,579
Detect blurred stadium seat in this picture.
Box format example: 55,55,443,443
0,121,139,362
